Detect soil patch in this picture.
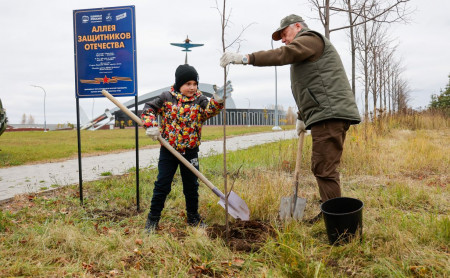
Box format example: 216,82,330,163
207,220,276,252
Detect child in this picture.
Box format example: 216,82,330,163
141,64,224,231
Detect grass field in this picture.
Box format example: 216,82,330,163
0,125,285,167
0,114,448,277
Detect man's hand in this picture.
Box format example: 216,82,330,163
296,119,306,135
146,127,160,140
220,52,244,67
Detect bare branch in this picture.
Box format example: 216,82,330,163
225,23,256,50
330,0,411,33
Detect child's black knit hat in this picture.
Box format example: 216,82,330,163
174,64,199,92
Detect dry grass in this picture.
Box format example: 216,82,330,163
0,114,448,277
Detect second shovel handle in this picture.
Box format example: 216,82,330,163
294,132,305,181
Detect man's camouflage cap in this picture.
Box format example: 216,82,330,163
272,14,304,41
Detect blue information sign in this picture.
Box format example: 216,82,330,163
73,6,137,98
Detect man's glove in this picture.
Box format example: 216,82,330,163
296,119,306,135
220,52,244,67
146,127,160,140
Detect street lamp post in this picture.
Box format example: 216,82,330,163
30,85,47,132
271,39,282,131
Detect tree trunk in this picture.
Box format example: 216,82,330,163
387,67,391,115
325,0,330,39
347,0,356,97
219,0,229,241
363,20,369,125
372,48,377,121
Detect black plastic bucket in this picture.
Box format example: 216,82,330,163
321,197,363,245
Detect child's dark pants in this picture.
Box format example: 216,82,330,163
147,146,200,221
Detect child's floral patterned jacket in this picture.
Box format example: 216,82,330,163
141,88,223,154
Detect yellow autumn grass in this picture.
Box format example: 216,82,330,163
0,113,448,277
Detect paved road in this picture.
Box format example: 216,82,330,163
0,130,297,202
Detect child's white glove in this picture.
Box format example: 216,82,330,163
212,85,225,104
146,127,160,140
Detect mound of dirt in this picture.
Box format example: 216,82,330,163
207,220,276,252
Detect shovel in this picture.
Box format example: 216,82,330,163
279,131,307,221
101,89,250,221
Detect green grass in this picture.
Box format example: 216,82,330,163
100,171,113,176
0,117,448,277
0,125,287,167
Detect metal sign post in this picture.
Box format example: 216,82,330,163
73,6,140,210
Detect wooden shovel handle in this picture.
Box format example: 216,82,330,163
157,136,219,193
102,89,143,125
101,90,220,195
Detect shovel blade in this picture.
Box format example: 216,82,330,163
218,191,250,221
279,196,306,221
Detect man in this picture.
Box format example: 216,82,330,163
220,14,361,223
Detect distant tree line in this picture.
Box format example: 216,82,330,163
21,113,35,125
429,75,450,116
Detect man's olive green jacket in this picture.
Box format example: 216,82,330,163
249,28,361,129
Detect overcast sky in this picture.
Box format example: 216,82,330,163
1,0,449,124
